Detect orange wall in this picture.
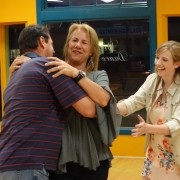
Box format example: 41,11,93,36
111,135,145,157
156,0,180,46
0,0,36,25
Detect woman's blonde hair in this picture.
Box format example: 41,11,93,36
155,40,180,78
63,23,99,72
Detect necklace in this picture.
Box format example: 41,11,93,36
159,93,167,106
159,99,166,106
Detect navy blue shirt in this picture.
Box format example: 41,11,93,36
0,53,86,172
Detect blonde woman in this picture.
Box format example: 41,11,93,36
117,41,180,180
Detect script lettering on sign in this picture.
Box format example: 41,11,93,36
100,50,128,62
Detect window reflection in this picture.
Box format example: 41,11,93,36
95,21,150,98
47,0,69,7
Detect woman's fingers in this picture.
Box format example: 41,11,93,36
52,71,63,78
9,55,30,77
11,55,29,66
47,66,60,73
45,58,78,78
131,128,140,138
137,114,145,123
131,115,146,137
45,59,66,68
45,61,60,67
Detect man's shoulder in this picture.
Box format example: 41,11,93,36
30,56,47,61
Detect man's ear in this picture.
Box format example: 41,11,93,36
38,36,46,48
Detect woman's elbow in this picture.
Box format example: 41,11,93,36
82,107,96,118
98,94,110,107
99,100,109,107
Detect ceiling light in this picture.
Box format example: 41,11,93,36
100,0,115,3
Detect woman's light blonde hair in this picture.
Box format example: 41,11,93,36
63,23,99,72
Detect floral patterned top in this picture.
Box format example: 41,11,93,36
142,100,180,179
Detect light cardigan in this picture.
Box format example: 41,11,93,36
123,73,180,166
57,70,122,172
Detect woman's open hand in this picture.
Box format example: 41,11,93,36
45,57,79,78
131,114,147,138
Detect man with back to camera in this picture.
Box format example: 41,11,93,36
0,24,96,180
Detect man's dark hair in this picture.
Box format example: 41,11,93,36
18,24,50,54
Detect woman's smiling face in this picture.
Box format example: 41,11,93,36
67,28,92,66
154,50,179,79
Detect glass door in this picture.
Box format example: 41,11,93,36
0,24,25,122
7,24,25,65
168,17,180,42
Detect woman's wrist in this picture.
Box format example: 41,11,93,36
72,69,80,78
